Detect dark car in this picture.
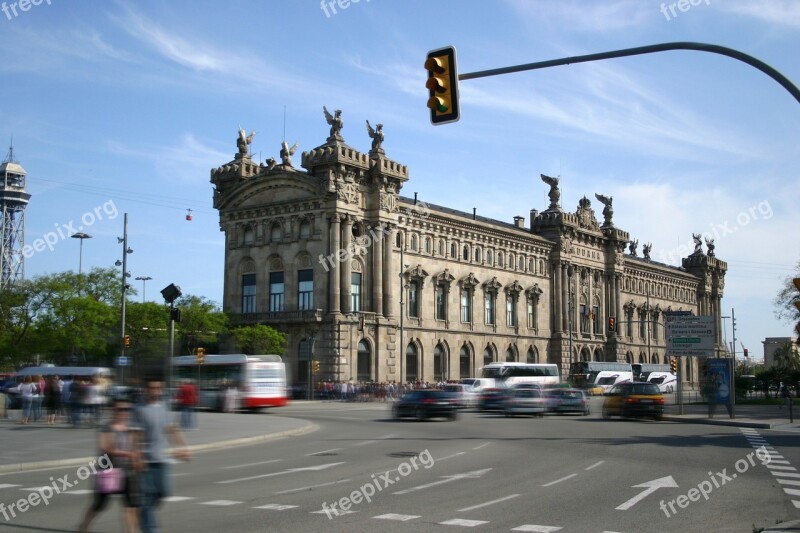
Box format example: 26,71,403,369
478,388,510,412
602,382,665,420
392,390,458,421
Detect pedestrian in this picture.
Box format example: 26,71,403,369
46,375,62,425
135,378,190,533
176,379,197,430
781,384,791,410
19,376,34,425
78,398,142,533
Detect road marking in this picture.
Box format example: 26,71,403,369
458,493,519,512
794,501,800,510
201,500,242,506
776,479,800,486
394,468,491,495
310,509,357,515
274,478,352,495
440,518,489,527
541,473,577,487
354,440,376,446
374,513,420,521
784,488,800,497
437,452,466,461
767,459,791,465
218,462,345,484
254,504,299,510
616,476,678,511
63,489,92,495
381,434,399,439
170,473,190,477
511,526,562,532
220,459,282,470
766,465,797,471
585,461,604,470
771,472,800,478
306,448,342,456
164,496,195,502
0,484,20,489
472,443,490,450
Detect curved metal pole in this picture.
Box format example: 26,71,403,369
460,42,800,105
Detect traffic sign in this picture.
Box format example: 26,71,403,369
666,316,715,356
116,356,130,367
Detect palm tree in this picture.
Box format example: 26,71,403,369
774,341,800,372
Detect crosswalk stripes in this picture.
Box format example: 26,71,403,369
740,428,800,508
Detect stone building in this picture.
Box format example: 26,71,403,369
211,112,727,389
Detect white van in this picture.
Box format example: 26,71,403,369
593,371,633,394
647,372,677,393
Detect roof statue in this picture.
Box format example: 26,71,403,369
594,193,614,227
692,233,704,255
323,106,344,142
540,174,560,211
237,127,256,157
366,120,384,154
705,237,715,257
642,242,652,260
280,141,299,167
628,239,639,257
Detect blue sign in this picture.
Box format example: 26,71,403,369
706,359,731,404
116,356,130,367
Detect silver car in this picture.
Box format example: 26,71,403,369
504,387,548,417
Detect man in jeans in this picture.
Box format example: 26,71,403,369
176,379,198,430
135,379,190,533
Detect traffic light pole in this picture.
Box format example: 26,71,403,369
457,42,800,105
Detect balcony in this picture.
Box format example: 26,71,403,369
230,309,324,326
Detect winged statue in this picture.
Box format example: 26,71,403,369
280,141,299,167
366,120,384,152
540,174,560,210
594,193,614,226
323,106,343,139
237,127,256,156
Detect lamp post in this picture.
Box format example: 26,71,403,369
117,215,133,381
161,283,183,390
135,276,152,303
71,232,92,276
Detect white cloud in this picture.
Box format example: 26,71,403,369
722,0,800,29
505,0,651,32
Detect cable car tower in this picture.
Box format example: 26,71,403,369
0,143,31,288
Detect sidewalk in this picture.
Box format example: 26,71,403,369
0,410,316,473
662,402,800,430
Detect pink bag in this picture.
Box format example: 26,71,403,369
96,468,123,494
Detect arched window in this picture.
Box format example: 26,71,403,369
357,340,371,381
411,234,418,251
406,344,418,383
462,245,469,261
270,223,282,242
475,247,482,263
487,250,494,266
483,346,494,366
451,243,457,258
527,347,537,364
425,237,432,254
396,232,402,248
459,345,471,378
434,343,446,382
498,252,504,268
506,347,515,362
438,240,444,256
243,225,255,246
299,220,312,239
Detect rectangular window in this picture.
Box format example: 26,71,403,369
485,292,495,325
626,312,633,338
461,289,472,323
409,280,419,318
269,272,284,312
639,314,647,339
298,269,313,310
579,304,588,333
652,316,659,340
351,272,362,312
435,285,446,320
242,274,256,313
527,299,535,329
592,305,600,334
507,295,516,327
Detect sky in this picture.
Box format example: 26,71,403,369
0,0,798,363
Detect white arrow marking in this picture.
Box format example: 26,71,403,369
616,476,678,510
393,468,491,495
218,462,345,484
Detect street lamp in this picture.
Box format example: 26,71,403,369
161,283,183,390
71,232,92,276
118,215,133,382
135,276,152,303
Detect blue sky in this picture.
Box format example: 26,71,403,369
0,0,797,362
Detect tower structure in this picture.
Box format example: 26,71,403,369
0,144,31,288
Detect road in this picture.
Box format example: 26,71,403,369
1,397,798,532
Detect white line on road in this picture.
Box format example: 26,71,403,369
201,500,242,506
394,468,492,495
218,462,345,484
305,448,342,456
585,461,604,470
783,488,800,497
0,484,20,489
472,443,490,450
541,473,578,487
63,489,93,495
164,496,195,502
440,518,489,527
766,465,797,471
310,509,357,515
220,459,283,470
458,493,519,512
354,440,376,446
274,478,352,495
767,459,792,465
511,526,562,532
374,513,420,521
254,504,299,510
437,452,466,461
381,434,399,439
771,472,800,478
776,479,800,486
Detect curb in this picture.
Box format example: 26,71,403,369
662,415,773,429
0,422,318,474
763,520,800,532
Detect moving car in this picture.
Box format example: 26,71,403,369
602,382,665,420
392,390,458,421
478,388,511,412
443,383,479,409
504,387,549,417
547,388,590,415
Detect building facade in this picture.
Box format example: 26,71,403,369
211,113,727,389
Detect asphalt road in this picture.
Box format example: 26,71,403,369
1,397,798,532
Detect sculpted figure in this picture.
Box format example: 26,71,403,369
323,106,343,140
237,127,256,156
594,193,614,227
366,120,384,152
705,237,715,257
643,243,652,260
692,233,703,255
541,174,560,211
629,239,639,256
280,141,298,167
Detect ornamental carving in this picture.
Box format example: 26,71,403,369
434,269,456,285
380,192,398,212
561,238,574,254
505,280,524,295
459,272,480,288
575,197,600,231
483,277,503,291
338,182,360,204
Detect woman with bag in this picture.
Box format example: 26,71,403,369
78,398,142,533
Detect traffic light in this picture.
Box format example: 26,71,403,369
607,316,616,333
425,46,460,125
196,347,205,365
313,360,320,373
670,358,677,374
123,335,131,348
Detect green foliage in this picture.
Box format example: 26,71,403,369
774,259,800,323
229,324,287,355
174,295,228,355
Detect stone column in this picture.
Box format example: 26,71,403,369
329,215,341,314
372,223,384,317
382,225,395,317
561,264,570,332
615,274,622,327
552,263,561,333
341,216,353,313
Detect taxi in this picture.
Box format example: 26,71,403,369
602,382,665,420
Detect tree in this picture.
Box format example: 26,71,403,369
774,259,800,323
229,324,287,355
774,341,800,372
174,295,228,355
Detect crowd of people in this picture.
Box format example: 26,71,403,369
313,379,462,401
3,374,114,426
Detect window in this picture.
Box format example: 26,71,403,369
351,272,362,312
592,305,600,334
461,289,472,322
298,269,313,310
487,250,493,266
270,223,282,242
460,346,471,378
484,347,493,366
434,344,445,381
506,295,517,327
506,347,515,362
406,344,418,382
242,274,256,313
451,243,457,258
357,340,371,381
425,238,432,254
299,220,311,239
411,234,418,251
498,252,504,268
626,311,633,338
435,285,446,320
269,271,284,312
652,315,659,340
463,245,469,261
580,304,589,333
409,280,419,318
243,225,255,246
527,298,535,329
527,347,537,364
639,312,647,339
484,292,495,325
438,240,444,256
475,247,482,263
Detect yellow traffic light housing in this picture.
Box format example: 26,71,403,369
196,347,205,365
607,316,616,333
425,46,460,125
313,360,320,373
123,335,131,348
670,358,678,374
